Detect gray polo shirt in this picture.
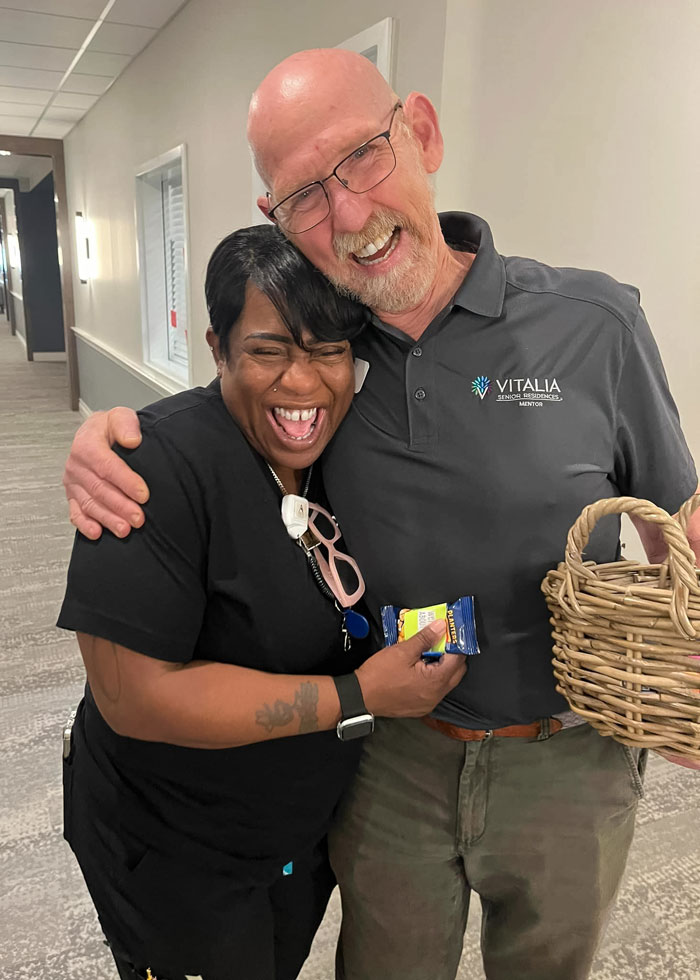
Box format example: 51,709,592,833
322,212,697,729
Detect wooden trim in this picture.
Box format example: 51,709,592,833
0,135,65,157
51,144,79,411
0,134,80,410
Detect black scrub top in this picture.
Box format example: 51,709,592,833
58,381,365,885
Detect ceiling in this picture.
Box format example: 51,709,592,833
0,0,190,139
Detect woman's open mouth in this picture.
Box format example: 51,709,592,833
351,227,400,266
268,406,325,444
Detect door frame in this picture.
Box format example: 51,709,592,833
0,135,79,410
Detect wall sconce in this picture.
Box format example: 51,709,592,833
7,233,21,271
75,211,95,283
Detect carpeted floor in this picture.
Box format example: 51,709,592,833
1,319,698,980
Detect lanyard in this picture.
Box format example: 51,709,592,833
266,464,369,650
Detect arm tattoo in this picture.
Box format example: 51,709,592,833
294,681,319,734
255,682,319,735
255,700,295,733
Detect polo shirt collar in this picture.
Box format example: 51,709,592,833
369,212,506,339
440,212,505,318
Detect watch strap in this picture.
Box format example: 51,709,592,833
333,672,369,720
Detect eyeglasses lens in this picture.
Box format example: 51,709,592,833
275,136,396,234
336,136,395,194
309,508,337,542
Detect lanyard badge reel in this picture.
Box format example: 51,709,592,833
277,484,369,645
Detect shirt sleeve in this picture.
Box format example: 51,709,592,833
613,307,697,514
57,422,208,662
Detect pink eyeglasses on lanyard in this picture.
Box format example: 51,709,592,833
306,501,365,608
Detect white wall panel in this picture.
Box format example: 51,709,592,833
64,0,448,386
437,0,700,467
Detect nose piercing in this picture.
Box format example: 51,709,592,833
273,387,278,392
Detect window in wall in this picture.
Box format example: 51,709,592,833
135,146,191,384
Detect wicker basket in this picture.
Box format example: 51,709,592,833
541,494,700,759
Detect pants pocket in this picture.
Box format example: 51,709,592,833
62,753,75,843
621,744,647,799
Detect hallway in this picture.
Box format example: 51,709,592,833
0,320,699,979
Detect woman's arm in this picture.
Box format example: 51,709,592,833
79,619,465,749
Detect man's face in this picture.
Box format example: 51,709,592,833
264,105,441,314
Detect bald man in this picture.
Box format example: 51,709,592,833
64,49,699,980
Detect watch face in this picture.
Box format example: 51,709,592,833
337,714,375,741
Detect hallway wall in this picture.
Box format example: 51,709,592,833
64,0,448,411
436,0,700,467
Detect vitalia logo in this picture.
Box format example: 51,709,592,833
472,376,563,407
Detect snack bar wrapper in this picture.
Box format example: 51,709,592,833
381,597,480,661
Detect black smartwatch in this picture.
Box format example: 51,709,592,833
333,673,374,741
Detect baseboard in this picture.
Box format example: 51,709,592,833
34,351,67,362
78,398,92,419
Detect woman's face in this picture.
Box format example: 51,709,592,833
208,284,355,479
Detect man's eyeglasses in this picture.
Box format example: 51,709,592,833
268,101,403,235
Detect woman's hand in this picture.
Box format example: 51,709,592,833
356,620,467,719
64,407,148,539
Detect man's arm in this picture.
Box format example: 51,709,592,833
63,407,148,539
78,620,466,749
630,484,700,771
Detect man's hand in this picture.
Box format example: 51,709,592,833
356,620,467,718
63,407,148,540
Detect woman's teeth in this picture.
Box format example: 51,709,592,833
273,406,318,440
353,229,399,265
274,407,317,422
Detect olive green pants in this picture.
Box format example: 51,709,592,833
329,718,646,980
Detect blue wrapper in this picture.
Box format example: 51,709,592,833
380,596,480,661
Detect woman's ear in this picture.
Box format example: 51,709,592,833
402,92,444,174
206,327,221,365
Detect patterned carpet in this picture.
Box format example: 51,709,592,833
0,319,698,980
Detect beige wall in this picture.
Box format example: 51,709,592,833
437,0,700,472
65,0,447,394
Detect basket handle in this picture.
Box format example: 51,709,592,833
564,494,700,638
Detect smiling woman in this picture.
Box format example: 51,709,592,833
57,223,464,980
204,227,366,490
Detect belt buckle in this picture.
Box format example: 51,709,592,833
482,729,493,740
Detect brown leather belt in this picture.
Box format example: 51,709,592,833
421,715,563,741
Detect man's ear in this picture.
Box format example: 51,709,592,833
257,195,275,222
402,92,444,174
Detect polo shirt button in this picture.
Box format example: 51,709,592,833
412,346,422,357
414,388,426,400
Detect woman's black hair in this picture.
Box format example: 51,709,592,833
205,224,369,358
